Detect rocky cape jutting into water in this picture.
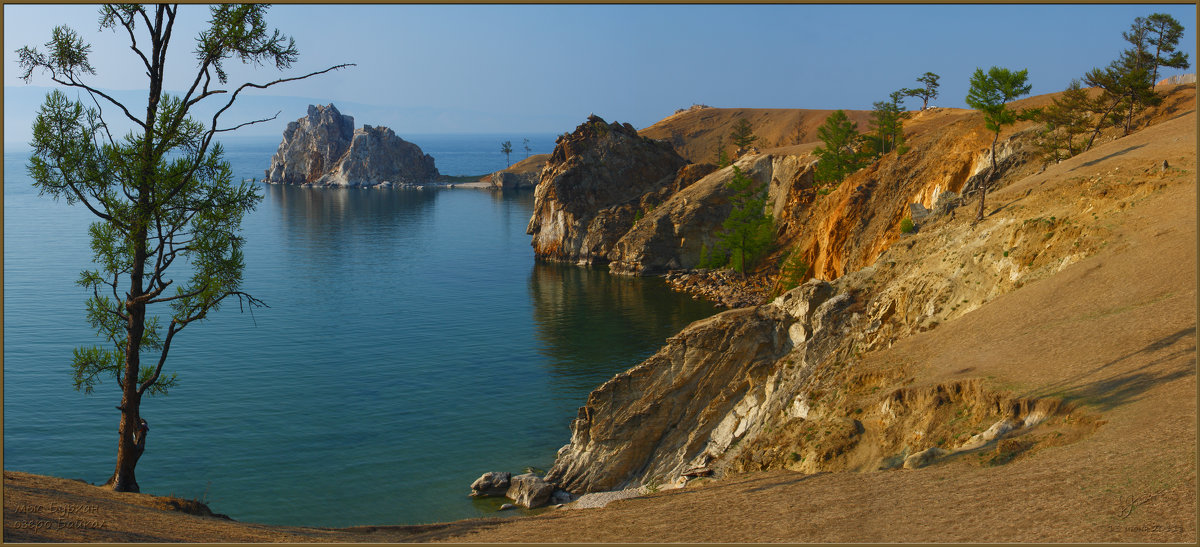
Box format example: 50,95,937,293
264,104,440,187
483,83,1200,507
526,115,692,265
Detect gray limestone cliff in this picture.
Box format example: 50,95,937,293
264,104,439,187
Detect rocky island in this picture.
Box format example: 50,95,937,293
264,104,439,188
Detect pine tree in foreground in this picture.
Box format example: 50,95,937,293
17,4,349,492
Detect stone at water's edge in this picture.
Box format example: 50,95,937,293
491,170,537,190
469,471,511,497
505,473,556,508
470,471,569,509
264,104,439,187
526,115,689,266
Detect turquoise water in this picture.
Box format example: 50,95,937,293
2,136,716,527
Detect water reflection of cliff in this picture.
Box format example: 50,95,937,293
528,262,717,398
261,183,440,275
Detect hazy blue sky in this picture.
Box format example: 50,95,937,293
4,3,1196,140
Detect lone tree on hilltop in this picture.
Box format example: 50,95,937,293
1079,13,1187,145
729,116,759,152
813,109,869,188
523,137,532,159
1145,13,1189,84
501,140,513,167
905,72,940,110
965,66,1032,222
1116,17,1161,135
17,4,349,493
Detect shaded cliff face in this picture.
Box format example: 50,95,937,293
544,102,1196,494
264,104,439,187
608,154,814,276
526,115,689,265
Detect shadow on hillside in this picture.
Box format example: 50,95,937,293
741,471,827,494
332,518,512,542
1071,143,1147,170
1031,326,1196,411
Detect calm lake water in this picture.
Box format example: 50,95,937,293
3,135,716,527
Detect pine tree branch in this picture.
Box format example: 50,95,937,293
137,321,179,397
213,111,282,133
111,6,153,76
162,63,353,210
208,63,355,130
48,75,146,130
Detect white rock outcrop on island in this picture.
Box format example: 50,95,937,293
264,104,439,187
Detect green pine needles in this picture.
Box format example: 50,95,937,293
868,90,910,157
773,250,810,296
813,110,871,188
702,166,774,274
965,66,1033,222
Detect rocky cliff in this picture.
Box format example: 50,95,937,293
264,104,439,187
544,86,1196,494
526,115,689,265
607,154,812,275
535,105,1039,281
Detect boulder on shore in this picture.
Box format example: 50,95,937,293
264,104,439,187
469,471,512,497
490,154,550,190
492,171,538,190
505,473,556,508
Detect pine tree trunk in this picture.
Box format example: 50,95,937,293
1086,98,1122,151
977,132,998,222
108,222,149,492
105,391,144,492
1152,39,1163,85
1124,89,1135,135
